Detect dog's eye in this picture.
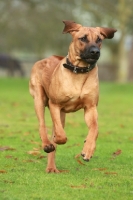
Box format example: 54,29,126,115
79,35,88,42
96,37,102,43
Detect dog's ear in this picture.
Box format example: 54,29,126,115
99,27,117,39
62,20,82,34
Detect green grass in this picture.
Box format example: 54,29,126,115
0,78,133,200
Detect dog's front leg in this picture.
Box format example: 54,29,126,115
46,111,66,173
49,100,67,144
81,106,98,161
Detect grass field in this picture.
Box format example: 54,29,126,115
0,78,133,200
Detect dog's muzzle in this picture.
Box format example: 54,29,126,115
80,46,100,64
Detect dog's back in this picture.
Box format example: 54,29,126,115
30,55,64,80
29,55,64,98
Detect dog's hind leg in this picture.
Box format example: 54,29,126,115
30,83,55,153
46,111,66,173
46,133,58,173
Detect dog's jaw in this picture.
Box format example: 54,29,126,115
81,57,100,65
80,47,101,65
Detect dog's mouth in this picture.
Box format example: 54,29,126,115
83,57,99,64
81,56,100,64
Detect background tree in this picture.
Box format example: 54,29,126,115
0,0,133,81
0,0,77,56
77,0,133,82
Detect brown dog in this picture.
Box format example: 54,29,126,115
29,21,117,173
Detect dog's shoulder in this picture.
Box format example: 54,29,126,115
53,55,64,61
33,55,64,70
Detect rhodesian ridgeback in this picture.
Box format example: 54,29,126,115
29,21,117,173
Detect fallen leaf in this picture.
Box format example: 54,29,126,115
70,184,86,189
33,147,41,151
23,159,34,163
93,168,107,171
75,153,86,165
4,180,14,184
30,140,40,145
77,159,86,165
0,124,9,128
27,150,40,156
75,153,81,159
112,149,122,157
0,170,7,173
37,155,47,159
120,124,125,128
23,159,39,163
23,132,30,136
59,170,69,173
5,155,13,159
104,171,118,175
0,146,16,151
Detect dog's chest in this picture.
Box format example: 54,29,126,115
61,94,84,112
62,86,96,112
49,81,98,113
48,68,99,112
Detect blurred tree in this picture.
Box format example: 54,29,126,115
128,37,133,81
77,0,133,82
0,0,77,56
0,0,133,81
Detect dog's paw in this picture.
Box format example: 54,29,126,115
81,153,92,162
44,144,55,153
46,167,60,173
54,135,67,145
81,141,96,161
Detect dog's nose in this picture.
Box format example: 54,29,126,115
90,47,100,56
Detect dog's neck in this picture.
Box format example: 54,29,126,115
63,55,96,74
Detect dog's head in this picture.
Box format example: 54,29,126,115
63,21,117,65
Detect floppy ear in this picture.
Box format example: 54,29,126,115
99,27,117,39
62,20,82,34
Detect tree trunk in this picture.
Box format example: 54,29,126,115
116,0,130,82
128,37,133,81
116,33,129,82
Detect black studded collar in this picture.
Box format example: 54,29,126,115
63,57,96,74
